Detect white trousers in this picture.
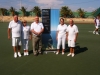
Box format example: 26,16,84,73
57,35,66,49
22,39,29,50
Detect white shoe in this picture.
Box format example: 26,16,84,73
72,53,75,57
14,53,17,58
26,52,29,56
67,53,72,56
62,52,64,55
96,33,99,35
93,31,95,34
18,52,21,57
56,52,59,55
24,52,26,56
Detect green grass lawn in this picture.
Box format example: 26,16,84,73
0,22,100,75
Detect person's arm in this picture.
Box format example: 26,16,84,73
8,21,12,39
94,19,97,26
29,31,32,40
74,33,78,42
56,25,59,41
65,25,68,41
74,26,79,42
8,28,11,39
38,23,44,35
31,29,39,35
66,32,68,41
38,28,44,35
56,31,59,41
30,23,39,35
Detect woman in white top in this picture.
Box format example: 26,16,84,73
21,20,31,56
56,18,67,55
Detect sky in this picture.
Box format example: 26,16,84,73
0,0,100,12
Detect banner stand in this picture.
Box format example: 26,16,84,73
42,9,60,54
43,50,56,54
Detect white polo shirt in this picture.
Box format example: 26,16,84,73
31,22,44,36
57,24,67,36
67,24,79,40
22,25,30,39
8,20,22,38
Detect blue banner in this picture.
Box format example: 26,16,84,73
42,9,60,50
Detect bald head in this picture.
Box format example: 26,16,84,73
69,19,74,26
35,16,39,23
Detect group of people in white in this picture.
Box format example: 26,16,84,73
8,15,44,58
56,18,78,57
8,15,79,58
8,15,31,58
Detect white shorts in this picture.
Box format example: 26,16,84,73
12,37,21,46
68,40,75,47
22,39,29,50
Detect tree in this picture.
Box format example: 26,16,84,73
77,8,85,18
60,6,70,18
20,6,27,16
92,7,100,17
9,7,16,16
68,9,74,18
0,8,7,16
31,6,41,16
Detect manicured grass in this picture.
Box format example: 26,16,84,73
0,22,100,75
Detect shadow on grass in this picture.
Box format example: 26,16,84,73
29,49,45,55
75,46,88,55
65,43,88,54
29,43,88,55
29,50,33,55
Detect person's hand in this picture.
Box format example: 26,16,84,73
31,30,39,35
29,36,32,40
37,32,42,36
38,32,41,35
8,35,11,40
31,30,34,33
74,38,77,42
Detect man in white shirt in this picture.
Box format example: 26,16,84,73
67,19,79,57
8,15,22,58
31,16,44,56
93,16,100,35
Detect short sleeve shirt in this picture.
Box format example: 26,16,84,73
8,20,22,38
57,24,67,36
31,22,44,36
22,25,30,39
67,24,79,40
